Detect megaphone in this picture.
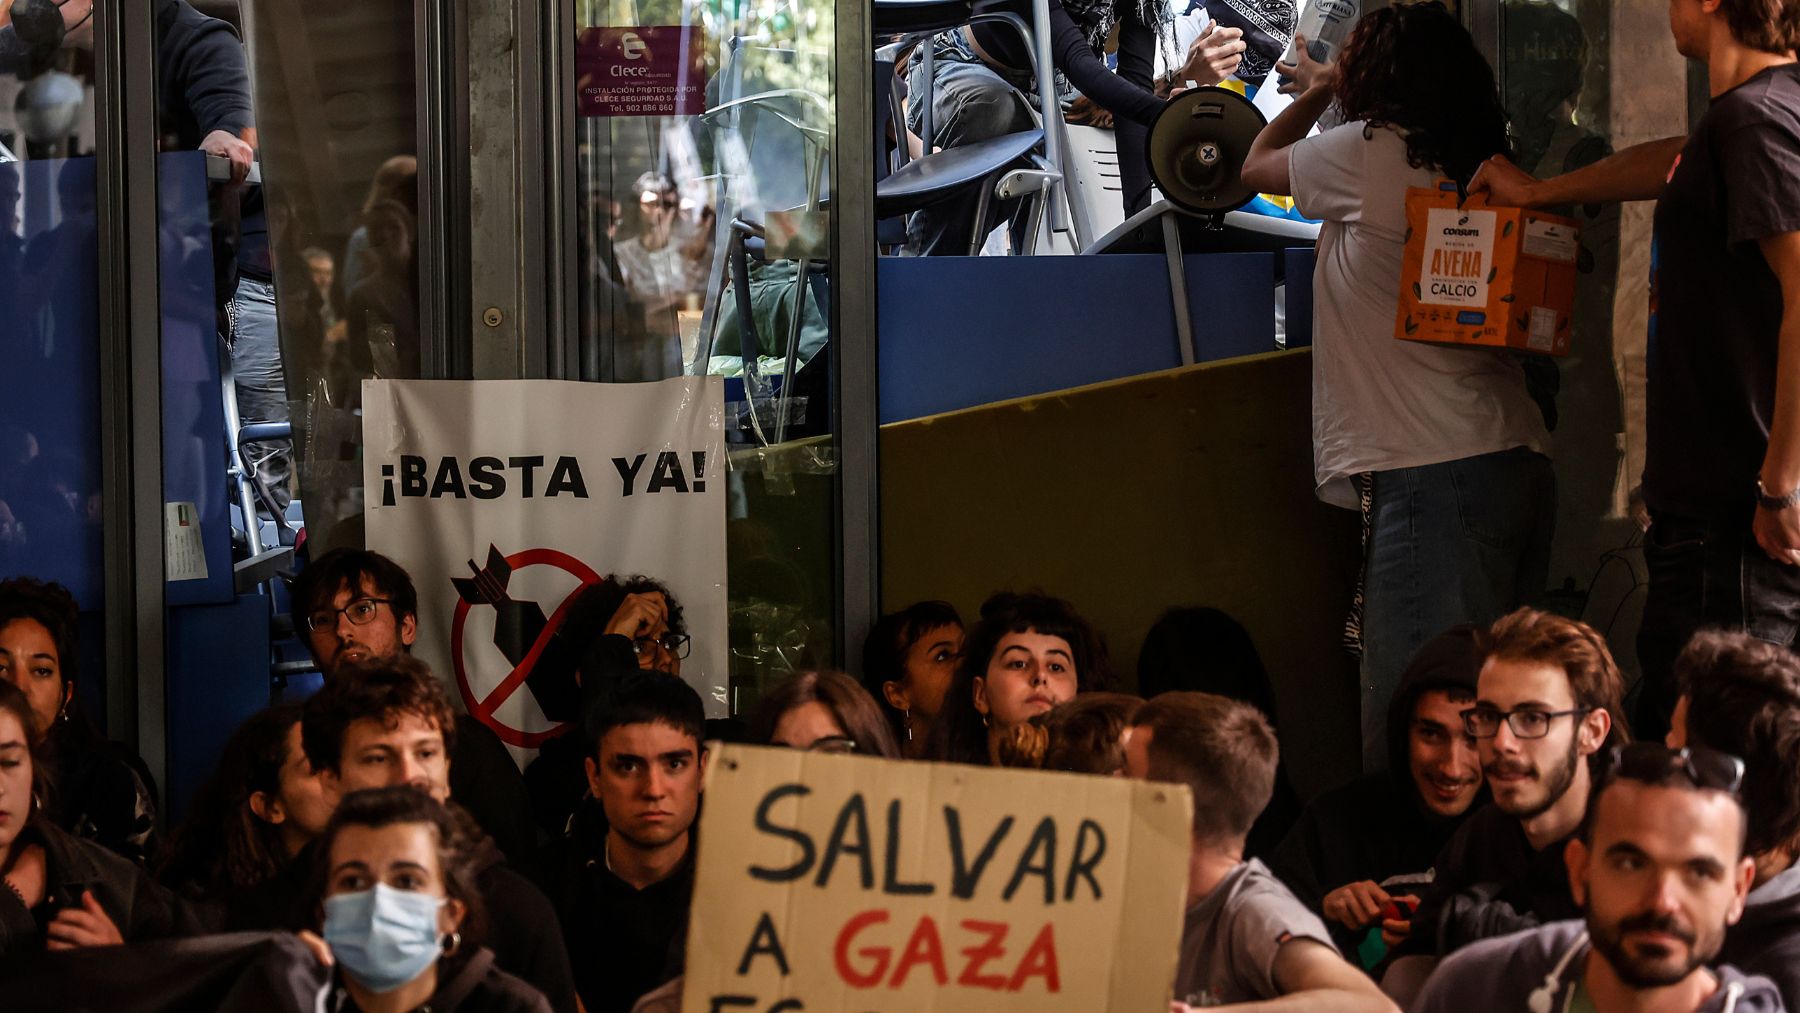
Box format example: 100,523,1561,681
1145,86,1268,223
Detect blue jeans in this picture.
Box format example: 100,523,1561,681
904,35,1036,256
1359,446,1556,770
1634,512,1800,741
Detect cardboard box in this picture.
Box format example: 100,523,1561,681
1395,181,1580,356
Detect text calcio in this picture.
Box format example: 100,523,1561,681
708,782,1109,1011
379,452,708,505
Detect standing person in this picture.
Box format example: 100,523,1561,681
1125,692,1398,1011
1411,744,1785,1013
300,656,579,1013
1268,626,1487,968
1383,609,1627,1001
1471,0,1800,744
538,672,706,1013
0,680,193,957
309,787,552,1013
1240,2,1556,771
1666,631,1800,998
859,600,963,758
904,0,1249,253
290,548,538,872
0,577,158,866
929,591,1111,766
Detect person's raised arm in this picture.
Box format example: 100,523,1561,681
1467,135,1687,208
1171,938,1399,1012
1752,230,1800,566
1239,37,1334,196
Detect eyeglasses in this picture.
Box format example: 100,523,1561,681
304,598,393,633
631,632,692,660
806,736,858,755
1460,705,1591,740
1606,742,1745,795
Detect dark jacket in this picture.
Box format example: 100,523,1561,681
540,805,694,1013
1268,626,1484,961
44,718,160,867
524,633,640,837
326,946,554,1013
1398,802,1582,959
469,832,580,1013
1723,863,1800,1005
154,0,253,149
0,818,195,956
1413,921,1786,1013
452,713,541,875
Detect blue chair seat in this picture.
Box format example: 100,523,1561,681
873,0,977,34
875,127,1043,218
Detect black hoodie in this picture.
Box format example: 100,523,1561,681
1267,626,1485,963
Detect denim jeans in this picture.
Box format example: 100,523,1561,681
1634,512,1800,741
1359,446,1556,770
904,35,1036,256
227,275,291,512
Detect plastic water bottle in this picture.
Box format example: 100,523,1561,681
1278,0,1360,71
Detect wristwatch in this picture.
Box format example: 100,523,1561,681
1757,478,1800,511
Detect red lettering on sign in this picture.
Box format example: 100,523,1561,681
955,919,1011,990
888,915,948,988
1007,922,1061,993
834,910,891,988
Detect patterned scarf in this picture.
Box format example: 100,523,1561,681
1201,0,1299,84
1062,0,1176,61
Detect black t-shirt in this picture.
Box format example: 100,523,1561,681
546,835,694,1013
1643,63,1800,522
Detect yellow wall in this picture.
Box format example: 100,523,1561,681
880,349,1364,796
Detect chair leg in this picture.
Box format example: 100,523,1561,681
969,175,996,256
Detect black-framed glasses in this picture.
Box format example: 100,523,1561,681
632,632,691,660
1461,705,1591,740
1607,742,1745,795
304,597,393,633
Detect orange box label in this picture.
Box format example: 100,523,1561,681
1396,182,1579,357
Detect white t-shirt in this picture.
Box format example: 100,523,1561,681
1289,122,1551,508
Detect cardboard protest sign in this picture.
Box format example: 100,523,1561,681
682,745,1194,1012
362,378,728,764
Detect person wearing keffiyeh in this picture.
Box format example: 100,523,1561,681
902,0,1248,253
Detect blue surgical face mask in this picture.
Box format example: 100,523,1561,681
322,883,446,994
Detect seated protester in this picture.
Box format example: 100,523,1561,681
0,680,193,956
0,577,159,866
292,549,538,873
1268,626,1486,968
903,0,1248,254
539,672,706,1013
1667,632,1800,1000
929,591,1111,766
1041,691,1140,775
157,704,333,930
1384,609,1628,995
1412,744,1784,1013
302,657,580,1013
523,576,688,837
312,786,552,1013
752,670,901,757
860,600,963,759
1139,606,1304,858
1239,2,1557,773
1125,692,1398,1011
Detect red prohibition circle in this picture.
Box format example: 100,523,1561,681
448,547,603,748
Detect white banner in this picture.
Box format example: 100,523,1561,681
362,378,728,761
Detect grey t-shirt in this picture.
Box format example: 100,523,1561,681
1175,858,1337,1006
